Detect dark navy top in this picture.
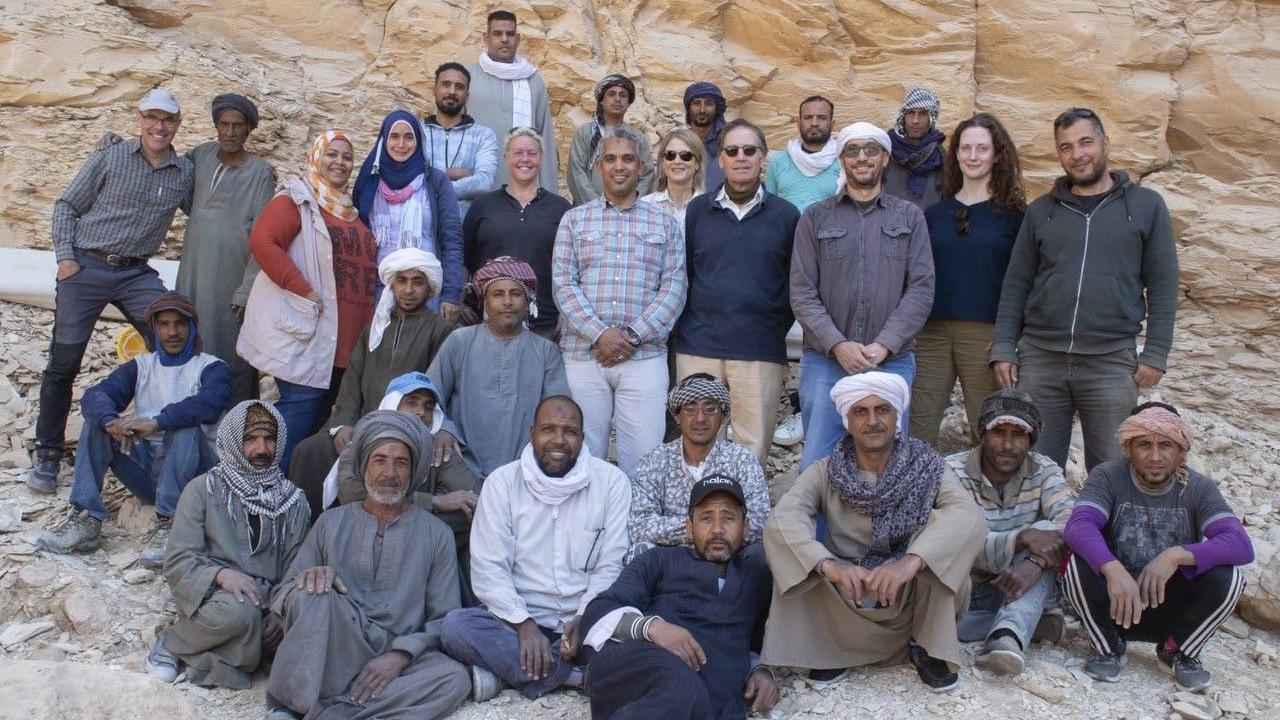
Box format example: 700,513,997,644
924,198,1023,323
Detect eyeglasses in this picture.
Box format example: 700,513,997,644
663,150,695,162
954,206,970,236
722,145,760,158
677,403,723,418
140,114,179,128
841,143,883,158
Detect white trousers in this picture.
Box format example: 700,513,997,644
564,354,669,478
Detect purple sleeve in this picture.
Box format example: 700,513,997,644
1064,505,1119,574
1181,516,1254,578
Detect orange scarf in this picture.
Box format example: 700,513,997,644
307,130,359,222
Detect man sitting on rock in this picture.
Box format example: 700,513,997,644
440,395,630,702
628,373,770,562
149,400,309,688
37,292,230,569
760,372,985,692
949,389,1075,676
266,410,470,719
288,248,452,516
582,475,780,719
1063,402,1252,691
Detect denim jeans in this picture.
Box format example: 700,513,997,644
71,422,215,521
798,351,917,472
274,370,341,474
957,567,1060,650
440,607,583,699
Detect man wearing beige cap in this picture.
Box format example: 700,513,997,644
26,88,194,494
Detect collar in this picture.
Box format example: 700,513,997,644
130,137,179,169
835,190,886,209
713,184,764,208
423,113,475,129
602,193,641,212
1128,464,1178,497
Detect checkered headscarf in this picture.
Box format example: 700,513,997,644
894,86,940,135
473,256,539,319
667,374,731,416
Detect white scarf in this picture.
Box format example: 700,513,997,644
517,441,594,507
368,247,443,351
785,137,839,178
478,51,536,128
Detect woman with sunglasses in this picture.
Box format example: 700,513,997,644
640,128,705,225
909,113,1026,446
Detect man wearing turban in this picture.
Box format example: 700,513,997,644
761,371,985,692
1063,402,1252,691
567,73,653,205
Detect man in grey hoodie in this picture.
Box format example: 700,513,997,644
990,108,1178,473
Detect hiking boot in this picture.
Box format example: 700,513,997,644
1083,640,1127,683
147,640,181,683
138,516,172,569
1031,611,1067,644
36,507,101,554
908,643,958,692
773,413,804,447
24,453,61,494
806,667,850,686
469,664,503,702
1157,645,1212,692
975,634,1025,676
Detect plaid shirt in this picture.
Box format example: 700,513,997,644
552,195,686,360
947,446,1075,576
52,137,193,262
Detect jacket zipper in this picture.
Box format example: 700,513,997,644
1062,192,1119,353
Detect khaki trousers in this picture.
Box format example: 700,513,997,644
909,319,996,446
675,354,785,467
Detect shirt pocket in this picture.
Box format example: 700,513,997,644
816,227,849,260
570,527,606,574
880,224,913,260
147,177,187,211
574,229,605,270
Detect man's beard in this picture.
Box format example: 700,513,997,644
535,449,580,478
850,166,885,188
365,482,409,506
437,98,463,117
1073,160,1108,188
803,128,831,146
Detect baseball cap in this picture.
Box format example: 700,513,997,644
138,89,181,115
687,473,745,514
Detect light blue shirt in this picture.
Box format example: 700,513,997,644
764,151,840,213
421,115,499,219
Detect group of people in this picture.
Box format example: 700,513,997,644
22,7,1254,720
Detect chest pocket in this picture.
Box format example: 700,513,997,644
817,227,848,260
574,229,605,268
147,175,186,211
880,224,912,260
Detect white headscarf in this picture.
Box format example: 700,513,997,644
518,441,594,507
833,121,893,193
785,137,839,178
369,248,443,351
830,371,910,431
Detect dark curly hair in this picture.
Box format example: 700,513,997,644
941,112,1026,214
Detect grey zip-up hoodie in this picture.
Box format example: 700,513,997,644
990,170,1178,370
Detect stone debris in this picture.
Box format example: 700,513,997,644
0,618,57,649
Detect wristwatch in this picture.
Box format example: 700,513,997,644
622,326,641,346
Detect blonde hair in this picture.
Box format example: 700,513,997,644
653,127,705,193
503,126,543,156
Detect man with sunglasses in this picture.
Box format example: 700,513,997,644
27,89,195,494
628,374,771,563
991,108,1178,473
672,119,800,466
791,122,935,471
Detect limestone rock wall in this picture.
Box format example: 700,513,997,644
1,0,1278,440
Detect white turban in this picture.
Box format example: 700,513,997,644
368,248,443,351
834,121,894,193
829,371,910,430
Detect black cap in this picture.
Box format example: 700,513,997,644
688,473,745,514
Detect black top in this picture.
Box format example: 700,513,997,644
923,198,1023,323
462,186,572,329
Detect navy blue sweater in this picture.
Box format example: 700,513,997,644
672,192,800,363
81,357,231,432
582,543,772,720
924,198,1023,324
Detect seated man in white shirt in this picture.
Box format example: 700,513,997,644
440,395,631,701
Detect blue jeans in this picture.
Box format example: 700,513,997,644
958,567,1061,650
274,373,340,474
798,350,917,471
440,607,582,699
71,422,214,521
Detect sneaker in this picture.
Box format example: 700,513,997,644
1083,640,1127,683
1157,645,1212,692
147,641,181,682
138,516,172,569
975,634,1025,676
806,667,850,686
908,643,958,692
1031,611,1066,644
773,413,804,447
266,707,302,720
469,664,503,702
35,507,101,554
24,454,61,494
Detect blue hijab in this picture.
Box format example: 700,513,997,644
352,109,428,224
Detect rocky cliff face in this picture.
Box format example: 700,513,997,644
1,0,1278,438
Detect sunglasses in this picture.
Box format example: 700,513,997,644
954,207,970,236
663,150,695,162
841,143,884,158
722,145,760,158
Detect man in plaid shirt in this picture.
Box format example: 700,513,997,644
552,125,686,477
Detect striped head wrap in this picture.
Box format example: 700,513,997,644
894,86,941,135
307,130,359,222
473,255,539,320
667,373,731,416
1117,402,1195,484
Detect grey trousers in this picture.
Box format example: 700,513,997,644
958,570,1060,650
1015,343,1138,471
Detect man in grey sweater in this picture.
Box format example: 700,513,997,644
990,108,1178,472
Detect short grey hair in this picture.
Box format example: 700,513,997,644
504,126,543,156
590,125,643,167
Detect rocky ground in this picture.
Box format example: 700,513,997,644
1,299,1279,720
